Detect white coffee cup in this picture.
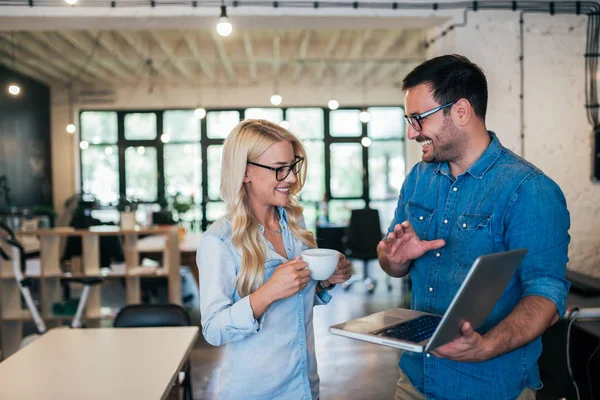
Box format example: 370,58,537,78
301,248,339,281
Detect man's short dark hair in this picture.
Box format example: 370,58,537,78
402,54,488,121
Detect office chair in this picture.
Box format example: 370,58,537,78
113,304,193,400
342,208,391,293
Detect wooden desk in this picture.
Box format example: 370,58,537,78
0,327,199,400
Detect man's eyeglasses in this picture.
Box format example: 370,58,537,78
247,156,305,181
404,101,456,132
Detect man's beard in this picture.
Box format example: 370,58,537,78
423,118,466,163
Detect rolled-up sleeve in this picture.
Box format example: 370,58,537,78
314,289,332,305
504,173,571,318
197,234,265,346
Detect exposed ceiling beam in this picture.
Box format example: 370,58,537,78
242,32,257,83
88,31,144,80
57,31,134,82
181,30,214,82
115,30,170,82
149,31,195,83
211,32,235,82
374,33,426,86
357,31,402,83
31,32,116,84
316,30,342,81
338,29,373,78
0,50,67,86
4,33,97,85
294,30,311,82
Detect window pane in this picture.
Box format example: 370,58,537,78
80,111,117,144
245,108,283,124
300,141,324,202
368,107,404,139
330,143,363,198
125,146,157,201
369,141,405,200
207,145,223,200
164,144,202,203
287,108,324,140
125,113,157,140
81,145,119,204
91,209,120,224
180,205,203,233
163,110,200,141
330,110,361,137
207,202,226,222
329,199,365,226
300,202,317,232
207,111,240,139
370,200,398,233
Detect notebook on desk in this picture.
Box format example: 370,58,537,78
330,249,527,353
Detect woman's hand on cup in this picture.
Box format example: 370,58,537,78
324,253,352,285
266,257,311,300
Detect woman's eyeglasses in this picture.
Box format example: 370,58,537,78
247,156,305,181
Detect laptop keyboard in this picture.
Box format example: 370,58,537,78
378,315,442,343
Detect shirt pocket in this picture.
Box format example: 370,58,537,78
404,201,435,240
452,214,492,269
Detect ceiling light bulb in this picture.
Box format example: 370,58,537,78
361,137,372,147
280,120,290,130
328,100,339,110
216,6,232,37
80,141,89,150
270,94,282,106
161,133,171,143
64,0,78,5
359,110,371,123
66,124,76,134
194,108,206,119
137,146,146,155
8,84,20,96
105,147,113,155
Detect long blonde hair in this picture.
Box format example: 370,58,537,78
220,119,317,297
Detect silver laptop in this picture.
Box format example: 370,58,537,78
330,249,527,353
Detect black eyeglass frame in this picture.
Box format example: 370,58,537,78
404,101,456,131
247,156,305,181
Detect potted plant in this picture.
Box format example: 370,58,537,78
116,195,137,229
32,204,58,229
172,192,192,223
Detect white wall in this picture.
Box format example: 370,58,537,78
423,11,599,277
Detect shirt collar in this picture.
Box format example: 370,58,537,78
433,131,503,179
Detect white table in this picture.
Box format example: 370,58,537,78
0,327,199,400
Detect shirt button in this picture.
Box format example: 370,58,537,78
426,353,431,358
453,187,458,192
429,287,433,292
435,252,440,257
462,223,467,228
444,219,448,224
287,248,291,252
419,216,424,221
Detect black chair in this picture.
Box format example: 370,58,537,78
342,208,390,293
113,304,193,400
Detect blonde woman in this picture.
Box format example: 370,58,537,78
196,119,351,400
